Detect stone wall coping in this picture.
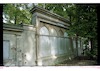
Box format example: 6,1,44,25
3,24,23,32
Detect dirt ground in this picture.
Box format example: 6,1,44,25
55,56,97,66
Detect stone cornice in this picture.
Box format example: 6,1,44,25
30,6,71,24
3,24,23,32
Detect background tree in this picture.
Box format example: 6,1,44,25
3,4,32,25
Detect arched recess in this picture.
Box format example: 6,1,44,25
50,28,57,36
50,28,58,55
59,30,64,36
58,30,65,54
39,26,50,57
40,26,49,35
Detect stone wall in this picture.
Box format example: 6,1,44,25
3,24,85,66
3,24,36,66
3,6,86,66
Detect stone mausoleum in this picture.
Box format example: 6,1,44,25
3,6,85,66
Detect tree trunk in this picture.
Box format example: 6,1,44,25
15,15,17,24
75,35,78,56
90,38,93,53
69,15,72,26
15,4,17,24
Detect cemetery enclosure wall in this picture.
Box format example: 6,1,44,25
3,24,36,66
3,24,84,66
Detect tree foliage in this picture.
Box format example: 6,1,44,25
3,4,32,24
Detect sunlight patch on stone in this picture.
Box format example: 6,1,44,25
52,55,57,59
28,27,34,30
38,60,42,66
26,53,31,61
